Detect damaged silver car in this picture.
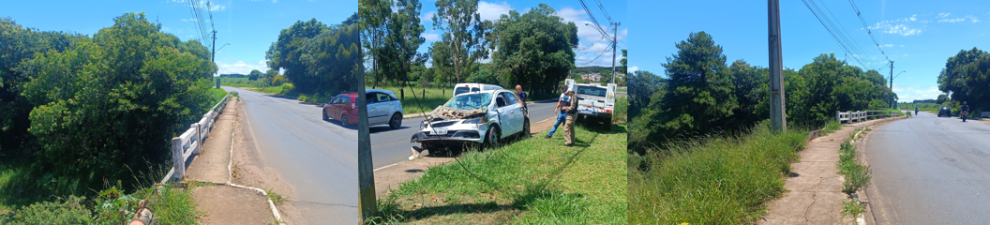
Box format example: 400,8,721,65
410,90,529,150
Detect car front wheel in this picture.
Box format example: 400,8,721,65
322,109,329,120
389,113,402,129
486,126,501,149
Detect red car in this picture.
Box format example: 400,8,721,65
323,93,359,126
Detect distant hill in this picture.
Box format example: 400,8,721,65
218,74,248,78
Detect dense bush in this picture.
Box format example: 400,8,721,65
266,14,361,94
0,12,217,200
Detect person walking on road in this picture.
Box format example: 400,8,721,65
515,85,528,118
562,87,578,146
961,101,970,121
546,86,570,139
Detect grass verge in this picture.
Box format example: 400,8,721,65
368,124,627,224
628,122,808,224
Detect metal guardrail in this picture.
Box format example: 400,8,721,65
836,110,899,124
160,95,230,183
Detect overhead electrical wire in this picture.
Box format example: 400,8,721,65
801,0,873,69
848,0,891,63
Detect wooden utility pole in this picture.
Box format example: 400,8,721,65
889,61,894,108
768,0,787,131
357,59,378,222
611,21,620,84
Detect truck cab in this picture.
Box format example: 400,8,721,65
565,79,617,129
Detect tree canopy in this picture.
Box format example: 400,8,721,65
488,4,577,97
266,14,361,94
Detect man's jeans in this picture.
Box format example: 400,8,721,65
547,112,567,137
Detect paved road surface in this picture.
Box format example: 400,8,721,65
369,101,560,168
222,87,357,225
863,111,990,225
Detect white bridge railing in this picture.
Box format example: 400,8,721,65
160,95,230,183
836,110,899,124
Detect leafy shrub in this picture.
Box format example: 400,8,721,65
2,196,91,224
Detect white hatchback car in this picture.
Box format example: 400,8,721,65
411,89,529,150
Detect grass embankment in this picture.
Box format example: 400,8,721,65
628,123,808,224
369,86,450,115
370,124,627,224
0,90,230,223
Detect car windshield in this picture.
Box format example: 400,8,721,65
577,86,607,97
443,93,492,110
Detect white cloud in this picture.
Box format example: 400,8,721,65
869,21,922,36
881,44,894,48
422,32,440,42
900,45,905,47
894,85,944,102
939,18,965,23
628,66,639,73
938,13,951,18
909,14,917,21
421,12,435,23
216,60,269,75
477,1,512,22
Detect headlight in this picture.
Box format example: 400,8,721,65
420,121,427,130
464,118,483,124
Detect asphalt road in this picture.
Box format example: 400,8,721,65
369,101,560,168
222,87,357,225
863,111,990,225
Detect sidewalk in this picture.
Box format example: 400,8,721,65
183,98,277,224
760,118,899,225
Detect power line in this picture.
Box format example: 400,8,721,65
848,0,891,63
577,0,612,41
807,0,874,67
801,0,871,69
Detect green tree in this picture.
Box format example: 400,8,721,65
651,31,738,140
267,15,361,93
938,47,990,112
359,0,393,87
432,0,490,83
937,93,949,104
599,69,612,85
488,4,577,96
381,0,426,87
248,69,263,81
619,49,628,85
19,12,216,194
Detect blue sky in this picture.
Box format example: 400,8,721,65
629,0,990,102
414,0,626,68
2,0,357,76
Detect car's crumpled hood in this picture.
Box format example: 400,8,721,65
431,106,486,120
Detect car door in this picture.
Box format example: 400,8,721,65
366,93,384,125
502,92,524,135
494,92,518,135
377,93,398,122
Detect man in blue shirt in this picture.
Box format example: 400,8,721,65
546,85,571,139
961,101,970,121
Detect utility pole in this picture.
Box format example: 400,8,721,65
356,59,378,222
768,0,786,131
212,30,218,88
889,61,894,108
611,21,620,84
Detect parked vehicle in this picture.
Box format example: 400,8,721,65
323,89,403,129
452,83,503,97
366,89,404,129
411,89,529,150
938,107,951,117
323,93,358,126
565,79,617,130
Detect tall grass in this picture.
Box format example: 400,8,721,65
368,86,451,115
628,122,808,224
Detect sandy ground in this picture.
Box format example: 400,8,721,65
183,97,291,224
373,115,561,198
759,117,904,225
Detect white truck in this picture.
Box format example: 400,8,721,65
564,79,617,130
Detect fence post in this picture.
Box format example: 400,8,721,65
442,89,445,96
172,137,184,181
836,110,840,123
400,89,404,101
193,124,202,155
422,89,425,99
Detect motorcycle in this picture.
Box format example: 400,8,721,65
962,111,968,122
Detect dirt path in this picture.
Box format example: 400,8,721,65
183,97,289,224
759,118,901,225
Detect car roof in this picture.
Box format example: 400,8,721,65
365,89,395,94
